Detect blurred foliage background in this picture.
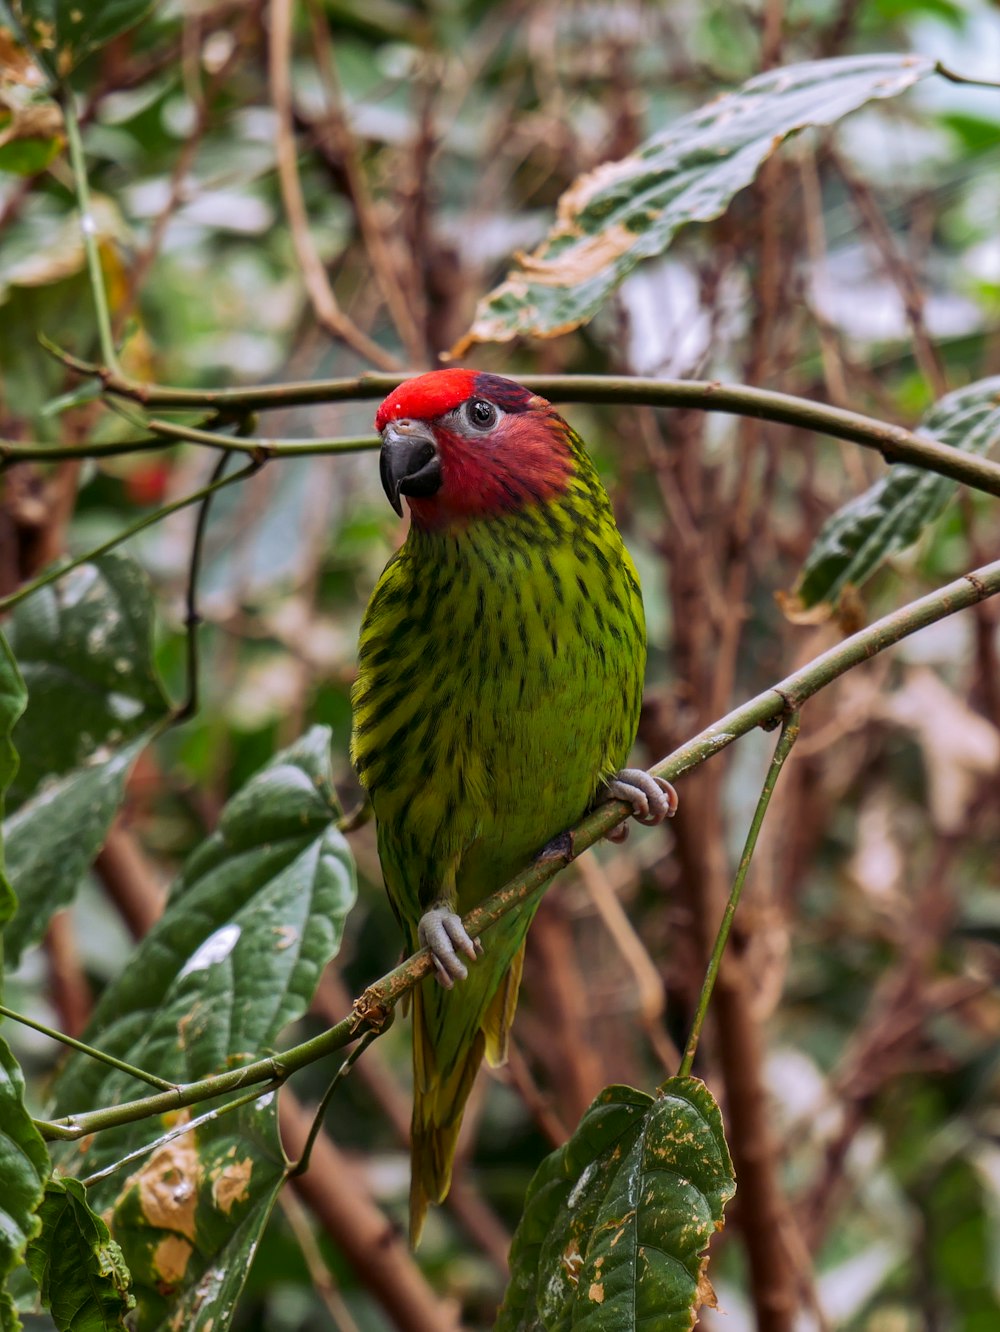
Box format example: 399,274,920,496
2,0,1000,1328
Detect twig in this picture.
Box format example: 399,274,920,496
175,450,231,723
279,1090,463,1332
832,150,948,398
268,0,402,371
278,1189,363,1332
81,1082,279,1187
0,1002,177,1093
303,0,427,365
33,551,1000,1143
40,358,1000,502
287,1029,382,1179
677,712,800,1077
59,92,120,375
0,455,263,613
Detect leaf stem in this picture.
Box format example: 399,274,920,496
34,553,1000,1143
175,450,231,722
0,456,263,613
0,1002,176,1092
287,1029,382,1180
675,713,800,1080
60,92,120,376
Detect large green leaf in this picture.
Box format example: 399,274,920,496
496,1078,735,1331
2,552,170,966
453,54,933,354
0,1036,49,1332
0,631,27,931
0,0,159,74
787,376,1000,615
48,726,356,1332
26,1178,133,1330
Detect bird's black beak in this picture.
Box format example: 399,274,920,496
379,420,443,517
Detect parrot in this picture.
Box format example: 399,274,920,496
351,369,677,1243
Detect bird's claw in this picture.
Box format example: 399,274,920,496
418,906,482,989
605,768,678,834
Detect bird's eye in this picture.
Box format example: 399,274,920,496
465,399,497,431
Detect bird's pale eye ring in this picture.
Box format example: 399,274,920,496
465,399,498,431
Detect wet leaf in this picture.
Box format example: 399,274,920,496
48,726,356,1332
454,54,932,353
785,376,1000,616
0,1037,50,1330
496,1077,735,1331
26,1178,134,1330
2,552,170,966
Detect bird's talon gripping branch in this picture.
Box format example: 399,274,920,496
606,768,679,829
418,906,480,988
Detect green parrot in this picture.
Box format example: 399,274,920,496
352,369,676,1242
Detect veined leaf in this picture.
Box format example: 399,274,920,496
0,1,159,75
496,1078,735,1331
48,727,357,1332
26,1178,134,1330
786,376,1000,616
0,1037,50,1331
453,54,933,354
2,552,170,966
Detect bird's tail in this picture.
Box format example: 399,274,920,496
409,942,525,1244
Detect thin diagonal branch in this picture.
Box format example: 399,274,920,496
33,552,1000,1143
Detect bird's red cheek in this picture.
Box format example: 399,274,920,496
406,420,573,529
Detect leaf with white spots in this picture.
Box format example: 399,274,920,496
784,376,1000,617
496,1078,735,1331
47,727,356,1332
454,54,933,353
2,552,170,966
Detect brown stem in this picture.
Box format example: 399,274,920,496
279,1091,463,1332
268,0,401,371
42,912,92,1039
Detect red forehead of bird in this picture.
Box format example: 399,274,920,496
374,370,546,431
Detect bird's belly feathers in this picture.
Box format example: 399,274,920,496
351,517,645,915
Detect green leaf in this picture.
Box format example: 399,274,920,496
26,1178,134,1330
453,54,933,354
787,376,1000,615
497,1078,736,1331
0,632,27,931
49,726,356,1332
1,0,159,75
2,552,170,966
0,1036,50,1330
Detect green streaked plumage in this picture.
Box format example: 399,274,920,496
352,409,645,1240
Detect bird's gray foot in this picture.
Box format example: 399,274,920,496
417,905,482,989
605,767,678,837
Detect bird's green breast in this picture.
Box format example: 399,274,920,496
351,460,645,924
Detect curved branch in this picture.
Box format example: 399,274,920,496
36,553,1000,1143
34,355,1000,500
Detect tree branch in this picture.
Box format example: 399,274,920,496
32,356,1000,501
35,552,1000,1142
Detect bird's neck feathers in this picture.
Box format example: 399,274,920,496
405,411,577,532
